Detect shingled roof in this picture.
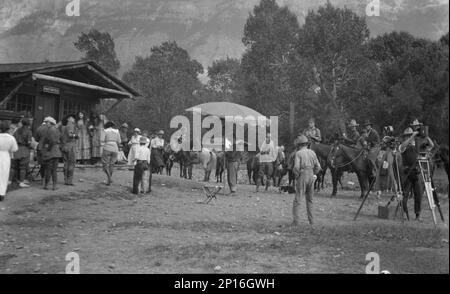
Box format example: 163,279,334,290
0,60,140,97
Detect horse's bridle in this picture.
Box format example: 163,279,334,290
328,144,366,169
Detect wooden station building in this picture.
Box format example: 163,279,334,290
0,61,139,133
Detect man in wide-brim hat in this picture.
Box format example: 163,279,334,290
398,126,426,220
292,135,321,226
360,119,380,177
343,119,361,146
410,119,423,128
348,119,359,128
361,120,380,147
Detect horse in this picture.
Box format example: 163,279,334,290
313,157,328,192
309,142,346,197
273,148,288,187
163,144,175,176
172,149,217,181
215,151,225,183
246,151,259,185
328,144,374,199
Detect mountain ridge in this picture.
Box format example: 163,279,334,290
0,0,448,77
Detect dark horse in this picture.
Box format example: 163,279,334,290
246,150,285,187
328,144,375,199
309,143,347,197
215,151,225,183
246,151,260,185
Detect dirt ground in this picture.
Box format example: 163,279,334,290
0,165,448,274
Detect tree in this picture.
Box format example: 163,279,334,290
74,29,121,75
207,57,244,103
368,32,449,144
119,41,203,133
240,0,300,143
296,2,374,134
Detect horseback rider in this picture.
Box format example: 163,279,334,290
342,119,362,147
303,118,322,144
360,120,380,176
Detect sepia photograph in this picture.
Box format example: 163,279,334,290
0,0,448,280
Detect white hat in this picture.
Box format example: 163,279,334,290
44,116,56,125
410,119,423,127
134,128,141,133
402,127,414,136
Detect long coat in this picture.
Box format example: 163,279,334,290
41,126,62,161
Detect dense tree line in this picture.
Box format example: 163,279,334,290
74,1,449,146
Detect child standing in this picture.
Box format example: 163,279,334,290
132,136,151,194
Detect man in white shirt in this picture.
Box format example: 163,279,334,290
256,133,277,192
132,136,151,194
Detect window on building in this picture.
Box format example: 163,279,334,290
62,100,79,116
5,94,34,113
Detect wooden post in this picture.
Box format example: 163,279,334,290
289,100,295,143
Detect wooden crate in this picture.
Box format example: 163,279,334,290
378,205,398,219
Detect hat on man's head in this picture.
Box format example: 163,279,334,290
44,116,56,125
402,127,414,136
158,130,165,135
121,123,129,128
348,119,359,127
362,120,373,127
134,128,141,133
140,136,148,144
410,119,423,127
295,135,309,146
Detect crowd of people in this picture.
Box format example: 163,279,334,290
248,117,440,225
0,113,168,201
0,112,443,226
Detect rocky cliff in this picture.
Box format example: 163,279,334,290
0,0,448,76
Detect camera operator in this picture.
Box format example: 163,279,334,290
410,119,435,156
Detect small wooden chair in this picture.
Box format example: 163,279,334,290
202,185,222,204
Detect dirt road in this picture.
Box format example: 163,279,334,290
0,167,448,274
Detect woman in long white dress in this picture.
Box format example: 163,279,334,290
127,128,141,166
0,121,19,201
